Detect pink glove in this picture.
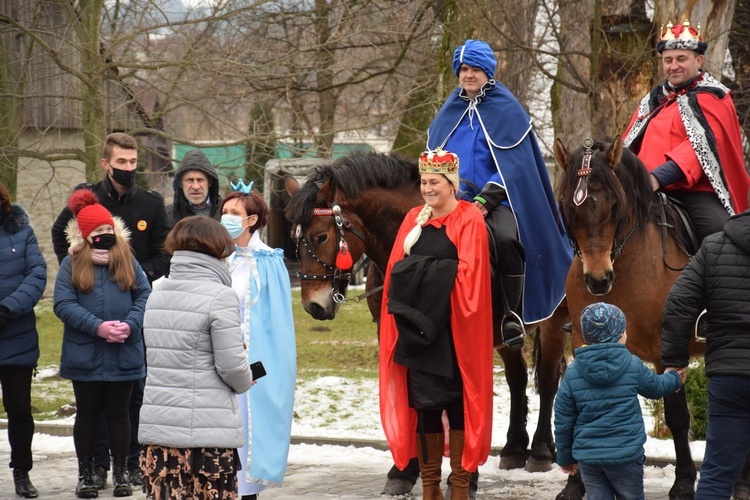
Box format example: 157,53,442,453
97,321,119,339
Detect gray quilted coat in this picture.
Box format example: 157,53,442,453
139,250,253,448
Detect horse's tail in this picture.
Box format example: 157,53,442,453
531,326,568,393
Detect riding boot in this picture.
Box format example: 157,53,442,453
416,433,444,500
76,457,99,499
13,469,39,498
499,275,525,351
448,430,471,500
112,455,133,497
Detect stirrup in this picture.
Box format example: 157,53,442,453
501,311,526,351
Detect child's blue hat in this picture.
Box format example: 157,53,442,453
581,302,626,344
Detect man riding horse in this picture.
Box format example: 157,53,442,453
623,20,750,243
427,39,572,350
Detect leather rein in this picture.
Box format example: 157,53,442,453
294,204,381,304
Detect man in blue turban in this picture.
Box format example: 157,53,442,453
427,39,572,349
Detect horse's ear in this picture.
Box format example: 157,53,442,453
553,139,570,172
285,175,301,196
607,135,624,169
318,179,336,204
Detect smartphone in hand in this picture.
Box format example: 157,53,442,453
250,361,266,380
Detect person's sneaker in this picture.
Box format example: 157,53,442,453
92,466,108,490
128,468,142,487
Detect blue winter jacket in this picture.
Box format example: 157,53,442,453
554,342,682,466
0,205,47,367
54,255,150,381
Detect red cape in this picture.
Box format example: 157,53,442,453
378,201,494,472
624,87,749,214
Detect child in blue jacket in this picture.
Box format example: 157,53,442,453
554,302,683,500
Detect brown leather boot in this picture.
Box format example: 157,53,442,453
448,430,471,500
416,432,444,500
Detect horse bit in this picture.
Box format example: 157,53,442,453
569,137,638,261
294,204,374,304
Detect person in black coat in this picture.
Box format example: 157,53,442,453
166,149,223,226
49,133,170,489
662,197,750,499
0,181,47,498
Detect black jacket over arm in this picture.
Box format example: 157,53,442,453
662,210,750,377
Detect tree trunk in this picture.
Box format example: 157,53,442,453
76,0,107,182
0,34,20,197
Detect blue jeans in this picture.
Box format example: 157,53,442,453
578,455,645,500
696,375,750,500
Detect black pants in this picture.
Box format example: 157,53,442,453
72,380,134,459
669,191,730,243
93,376,144,470
0,366,34,471
417,399,465,434
485,204,525,276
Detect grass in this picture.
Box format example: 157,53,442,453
1,290,379,421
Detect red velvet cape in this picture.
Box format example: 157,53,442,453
623,82,749,214
378,200,494,472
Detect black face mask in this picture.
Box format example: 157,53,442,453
90,233,116,250
110,167,137,189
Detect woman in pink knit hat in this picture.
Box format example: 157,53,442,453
53,189,151,499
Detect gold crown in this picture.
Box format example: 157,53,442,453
418,149,459,174
660,20,702,43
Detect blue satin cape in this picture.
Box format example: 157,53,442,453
427,83,573,322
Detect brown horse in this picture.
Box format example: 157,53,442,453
554,136,707,499
284,152,570,494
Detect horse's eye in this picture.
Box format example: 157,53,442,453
315,233,328,245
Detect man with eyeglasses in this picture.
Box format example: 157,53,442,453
51,132,170,490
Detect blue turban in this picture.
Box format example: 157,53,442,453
580,302,626,344
452,39,497,79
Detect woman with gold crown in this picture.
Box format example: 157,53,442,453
378,150,493,500
220,180,297,500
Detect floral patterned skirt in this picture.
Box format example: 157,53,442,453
140,444,241,499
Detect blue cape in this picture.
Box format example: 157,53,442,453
427,84,572,322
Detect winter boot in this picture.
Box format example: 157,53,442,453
448,430,471,500
499,275,525,351
76,457,98,499
92,465,107,490
112,455,133,497
416,433,444,500
12,469,38,498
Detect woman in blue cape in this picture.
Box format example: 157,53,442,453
427,39,572,342
221,181,297,500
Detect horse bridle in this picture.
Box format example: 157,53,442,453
566,137,639,261
294,204,369,304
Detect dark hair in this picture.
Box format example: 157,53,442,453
0,181,10,216
221,191,268,232
102,133,138,160
166,216,234,260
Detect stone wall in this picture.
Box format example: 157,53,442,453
15,130,87,298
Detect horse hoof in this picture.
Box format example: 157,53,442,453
735,484,750,500
668,480,695,500
499,454,527,470
381,478,415,496
525,456,554,473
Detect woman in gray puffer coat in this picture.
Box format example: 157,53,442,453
139,216,253,499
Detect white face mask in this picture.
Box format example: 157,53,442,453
221,214,251,239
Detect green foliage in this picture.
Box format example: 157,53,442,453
645,360,709,441
1,290,378,420
684,360,708,440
